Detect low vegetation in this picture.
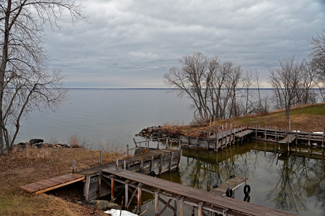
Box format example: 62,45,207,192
0,144,121,216
168,103,325,136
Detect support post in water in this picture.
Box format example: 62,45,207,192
296,129,298,146
265,126,267,141
322,128,325,148
275,127,277,141
154,190,159,214
72,159,75,173
116,156,119,171
125,180,129,210
308,131,311,146
137,185,142,214
99,151,102,165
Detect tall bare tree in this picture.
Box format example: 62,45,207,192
268,57,303,122
0,0,87,153
310,29,325,77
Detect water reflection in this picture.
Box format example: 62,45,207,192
112,141,325,215
159,141,325,216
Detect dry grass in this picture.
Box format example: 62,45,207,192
67,134,88,148
101,141,125,155
0,146,120,215
179,103,325,134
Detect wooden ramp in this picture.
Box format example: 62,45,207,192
19,174,85,195
212,176,246,196
235,130,254,138
278,135,296,144
101,168,298,216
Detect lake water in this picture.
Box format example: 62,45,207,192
16,89,193,148
17,89,325,215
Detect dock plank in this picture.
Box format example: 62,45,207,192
235,130,254,138
212,176,246,196
19,174,85,195
279,135,296,144
102,168,297,216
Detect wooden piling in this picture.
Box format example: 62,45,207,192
308,132,311,146
111,177,115,201
295,129,298,146
322,129,325,148
198,202,203,216
99,151,102,165
137,185,142,213
255,125,257,138
155,190,159,214
116,157,118,171
125,180,129,209
72,159,75,173
179,197,184,216
124,160,126,170
265,126,267,141
275,127,277,141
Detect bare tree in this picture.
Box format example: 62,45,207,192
268,57,303,122
0,0,87,153
310,29,325,77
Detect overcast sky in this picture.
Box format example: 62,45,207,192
44,0,325,88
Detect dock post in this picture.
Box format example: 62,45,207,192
125,180,129,210
99,151,102,165
72,159,75,173
127,145,129,158
322,129,325,148
111,177,115,201
137,185,142,214
255,125,257,138
198,202,203,216
308,132,311,146
289,120,291,131
178,139,181,149
166,138,169,149
296,129,298,146
265,126,267,141
222,125,224,131
196,131,199,149
187,129,190,147
178,149,183,168
116,156,119,171
154,190,159,215
150,156,154,171
215,132,219,152
159,154,163,175
275,127,277,141
124,159,126,170
179,197,184,216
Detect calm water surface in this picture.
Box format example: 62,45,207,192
127,142,325,216
17,89,193,147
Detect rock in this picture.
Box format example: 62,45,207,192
89,200,119,210
107,202,120,210
77,201,83,205
29,139,44,145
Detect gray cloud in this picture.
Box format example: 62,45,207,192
43,0,325,87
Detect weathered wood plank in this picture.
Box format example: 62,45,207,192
20,174,85,195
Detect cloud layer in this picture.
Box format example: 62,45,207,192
43,0,325,87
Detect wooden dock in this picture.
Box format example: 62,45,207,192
101,168,298,216
212,176,247,196
179,125,253,151
19,174,85,195
278,135,296,144
79,148,182,201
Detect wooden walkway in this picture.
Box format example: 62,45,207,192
19,174,85,195
235,130,254,138
278,135,296,144
212,176,246,196
101,168,298,216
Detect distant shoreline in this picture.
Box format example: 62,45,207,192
68,87,277,90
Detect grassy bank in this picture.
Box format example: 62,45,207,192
0,146,121,216
179,103,325,135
